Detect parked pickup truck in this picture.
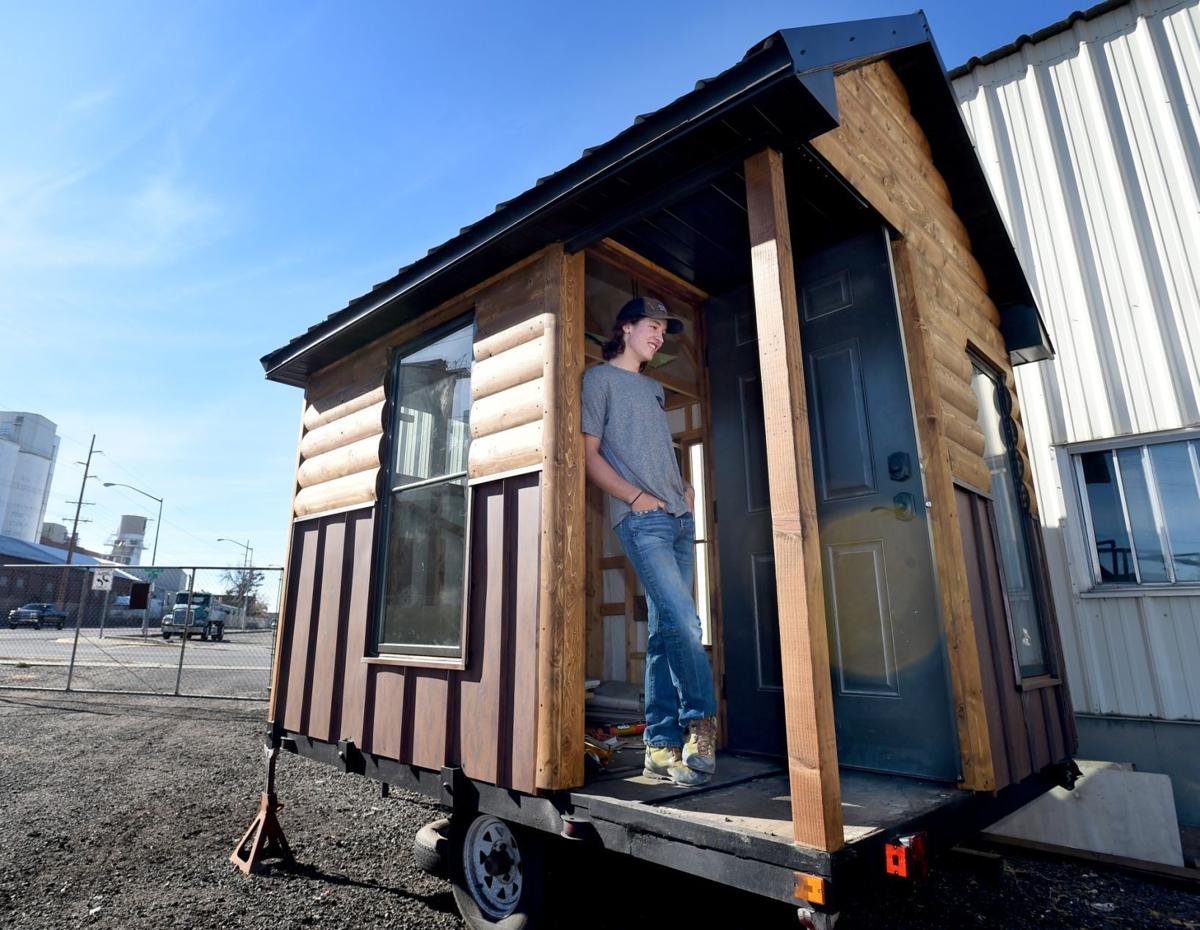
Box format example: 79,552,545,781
7,603,68,630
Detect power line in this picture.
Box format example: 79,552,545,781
0,409,264,560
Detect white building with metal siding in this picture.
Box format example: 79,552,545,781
951,0,1200,826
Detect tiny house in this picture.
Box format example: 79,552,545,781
257,13,1076,925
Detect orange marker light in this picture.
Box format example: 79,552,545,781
793,872,828,905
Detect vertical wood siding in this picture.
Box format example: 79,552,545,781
274,473,543,793
953,0,1200,723
957,487,1076,784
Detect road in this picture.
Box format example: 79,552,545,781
0,626,274,698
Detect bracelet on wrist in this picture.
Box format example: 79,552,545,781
630,491,644,507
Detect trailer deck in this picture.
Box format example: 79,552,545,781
283,730,1054,913
565,744,1050,907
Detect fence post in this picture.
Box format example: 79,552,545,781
98,589,110,639
173,569,195,697
65,570,87,692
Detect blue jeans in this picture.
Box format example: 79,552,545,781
614,510,717,748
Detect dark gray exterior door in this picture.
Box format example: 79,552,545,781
707,228,960,781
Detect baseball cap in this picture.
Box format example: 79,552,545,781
615,296,684,335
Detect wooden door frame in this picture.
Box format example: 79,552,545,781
578,242,728,746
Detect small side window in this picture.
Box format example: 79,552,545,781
970,360,1049,678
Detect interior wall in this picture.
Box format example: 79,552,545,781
581,246,718,695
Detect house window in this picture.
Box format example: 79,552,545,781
375,319,474,659
970,360,1049,677
1074,436,1200,587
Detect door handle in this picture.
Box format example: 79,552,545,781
871,492,917,522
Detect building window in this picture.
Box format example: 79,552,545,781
970,360,1049,677
375,319,474,659
1073,436,1200,587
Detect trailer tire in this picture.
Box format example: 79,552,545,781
450,813,545,930
413,816,449,876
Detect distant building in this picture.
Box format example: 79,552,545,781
0,413,60,543
41,522,69,545
108,514,148,565
0,533,113,568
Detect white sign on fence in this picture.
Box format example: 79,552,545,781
91,569,114,591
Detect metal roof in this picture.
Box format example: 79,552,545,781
262,12,1049,386
0,534,113,566
948,0,1130,77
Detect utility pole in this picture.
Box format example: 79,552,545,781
65,434,97,565
57,434,98,609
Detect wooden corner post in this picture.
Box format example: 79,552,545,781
889,237,996,791
535,244,587,790
744,148,844,851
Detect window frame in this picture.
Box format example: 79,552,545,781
1069,428,1200,592
369,312,476,667
968,354,1053,679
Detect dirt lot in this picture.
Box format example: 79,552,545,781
0,690,1197,930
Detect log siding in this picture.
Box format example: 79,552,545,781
811,60,1037,507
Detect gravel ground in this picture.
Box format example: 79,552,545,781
1,689,1197,930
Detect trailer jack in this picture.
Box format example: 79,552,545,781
231,744,293,874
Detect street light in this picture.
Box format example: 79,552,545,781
217,537,253,567
103,482,163,564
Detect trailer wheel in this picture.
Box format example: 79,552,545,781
450,813,544,929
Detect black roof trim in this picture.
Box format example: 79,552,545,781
263,12,1050,386
948,0,1130,77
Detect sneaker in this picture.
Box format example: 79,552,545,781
643,746,710,787
682,717,717,774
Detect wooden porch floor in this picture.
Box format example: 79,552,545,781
573,744,960,847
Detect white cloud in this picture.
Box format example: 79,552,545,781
66,87,115,113
0,170,224,270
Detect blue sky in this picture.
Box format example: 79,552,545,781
0,0,1085,567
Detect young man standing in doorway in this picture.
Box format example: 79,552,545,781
581,296,718,787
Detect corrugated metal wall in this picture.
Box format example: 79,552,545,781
952,0,1200,720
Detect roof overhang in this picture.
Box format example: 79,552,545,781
262,13,1051,386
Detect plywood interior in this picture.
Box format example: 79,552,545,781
581,244,722,710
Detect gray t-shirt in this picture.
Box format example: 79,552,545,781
581,363,689,528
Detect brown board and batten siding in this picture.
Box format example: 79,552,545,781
811,59,1072,791
272,245,582,796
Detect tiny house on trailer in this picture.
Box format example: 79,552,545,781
253,13,1078,926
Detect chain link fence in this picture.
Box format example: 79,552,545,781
0,564,282,701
